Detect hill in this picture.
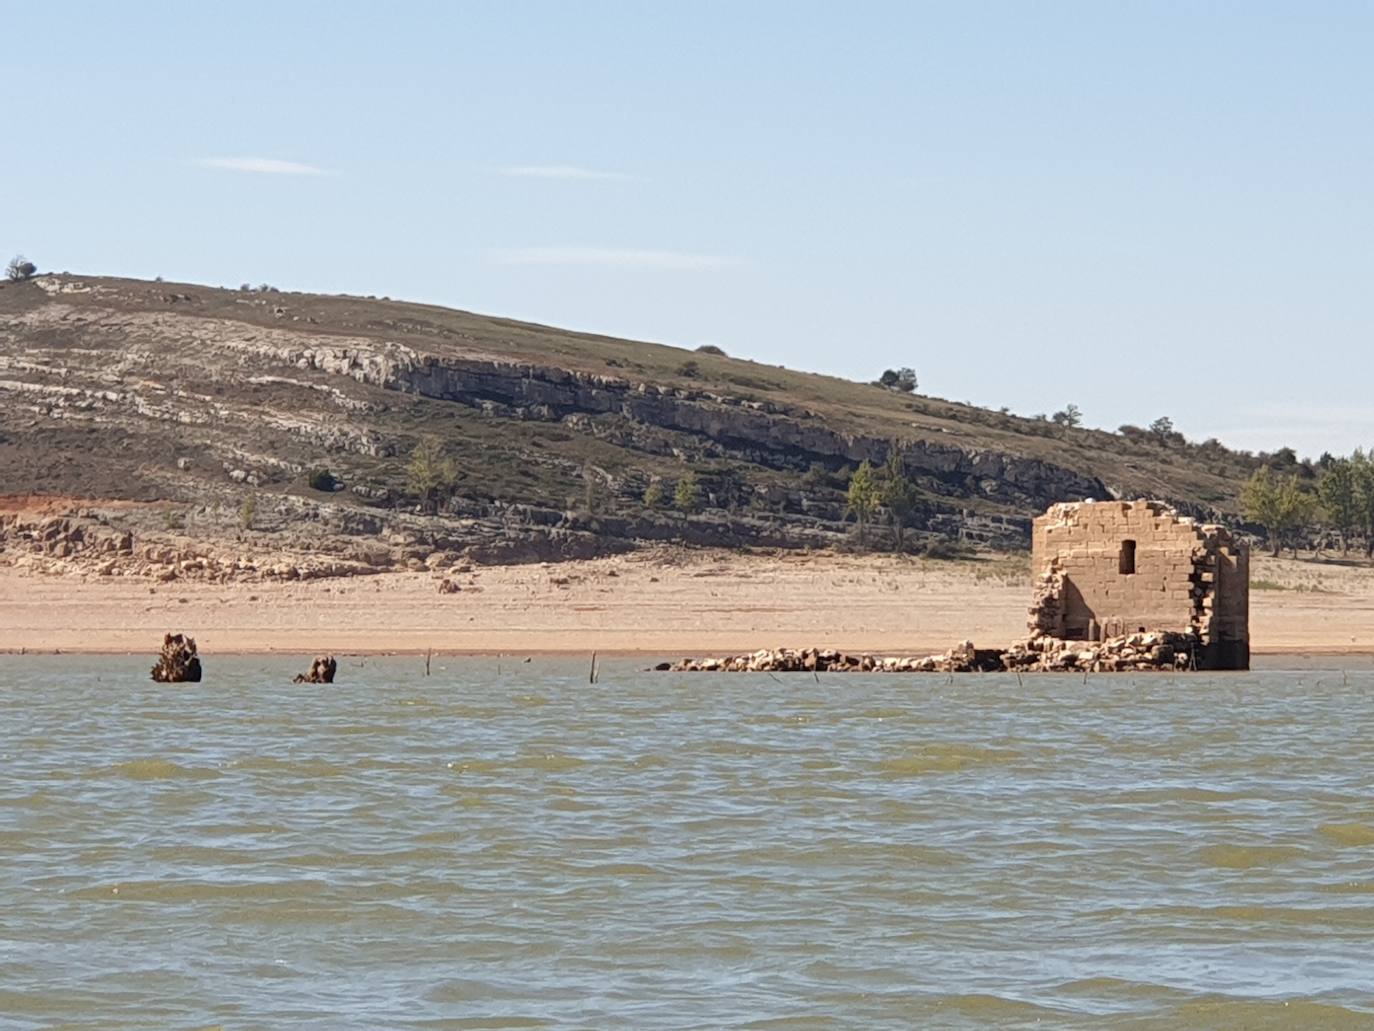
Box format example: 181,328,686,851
0,273,1266,581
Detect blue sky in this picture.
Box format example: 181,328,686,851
5,1,1372,456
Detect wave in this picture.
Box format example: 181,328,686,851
103,758,220,781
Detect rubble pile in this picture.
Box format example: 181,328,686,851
1001,630,1197,672
666,641,1003,674
664,630,1200,675
150,633,202,683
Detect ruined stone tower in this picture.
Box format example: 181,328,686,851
1029,500,1249,670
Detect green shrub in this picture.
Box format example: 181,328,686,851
406,439,458,513
308,468,337,492
920,538,975,561
675,471,700,512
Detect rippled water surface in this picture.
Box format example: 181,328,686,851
4,657,1374,1028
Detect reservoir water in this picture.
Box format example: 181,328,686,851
3,656,1373,1028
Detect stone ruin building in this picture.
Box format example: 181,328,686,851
666,498,1250,674
1028,500,1249,670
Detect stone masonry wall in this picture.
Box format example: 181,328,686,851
1030,500,1249,669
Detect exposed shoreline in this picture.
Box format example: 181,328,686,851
4,548,1374,659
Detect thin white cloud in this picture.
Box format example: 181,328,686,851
194,157,333,176
493,246,739,270
499,164,636,182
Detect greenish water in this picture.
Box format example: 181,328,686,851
2,657,1374,1029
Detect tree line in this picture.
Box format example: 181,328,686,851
1242,450,1374,557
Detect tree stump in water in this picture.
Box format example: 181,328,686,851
293,655,337,684
150,633,202,682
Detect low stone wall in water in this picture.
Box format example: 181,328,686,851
665,631,1201,674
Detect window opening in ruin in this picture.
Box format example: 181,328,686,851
1119,539,1137,575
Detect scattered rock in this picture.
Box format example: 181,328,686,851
665,632,1196,674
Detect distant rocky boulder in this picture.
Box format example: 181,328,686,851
151,633,202,682
293,655,337,683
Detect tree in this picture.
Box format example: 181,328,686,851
1149,416,1175,443
674,471,700,512
845,460,880,543
1241,466,1313,557
1051,404,1082,428
581,469,603,515
643,479,665,507
1284,485,1318,557
1318,458,1358,554
6,255,36,282
1353,449,1374,556
880,449,921,550
877,367,917,393
407,438,457,513
239,494,257,531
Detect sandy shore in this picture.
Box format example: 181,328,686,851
3,547,1374,657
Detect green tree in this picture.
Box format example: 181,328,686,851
674,471,700,512
6,255,37,281
1051,404,1082,428
1242,466,1314,557
1353,449,1374,555
407,438,458,514
877,367,918,393
239,493,257,531
1149,415,1175,443
643,479,665,507
845,460,881,543
1284,484,1318,558
1318,458,1358,554
880,448,921,550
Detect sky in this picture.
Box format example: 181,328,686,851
4,1,1373,457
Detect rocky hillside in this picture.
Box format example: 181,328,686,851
0,273,1258,581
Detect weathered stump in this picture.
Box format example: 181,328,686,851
293,655,337,684
150,633,201,682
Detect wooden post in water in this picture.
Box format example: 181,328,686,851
589,651,598,684
425,648,432,677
